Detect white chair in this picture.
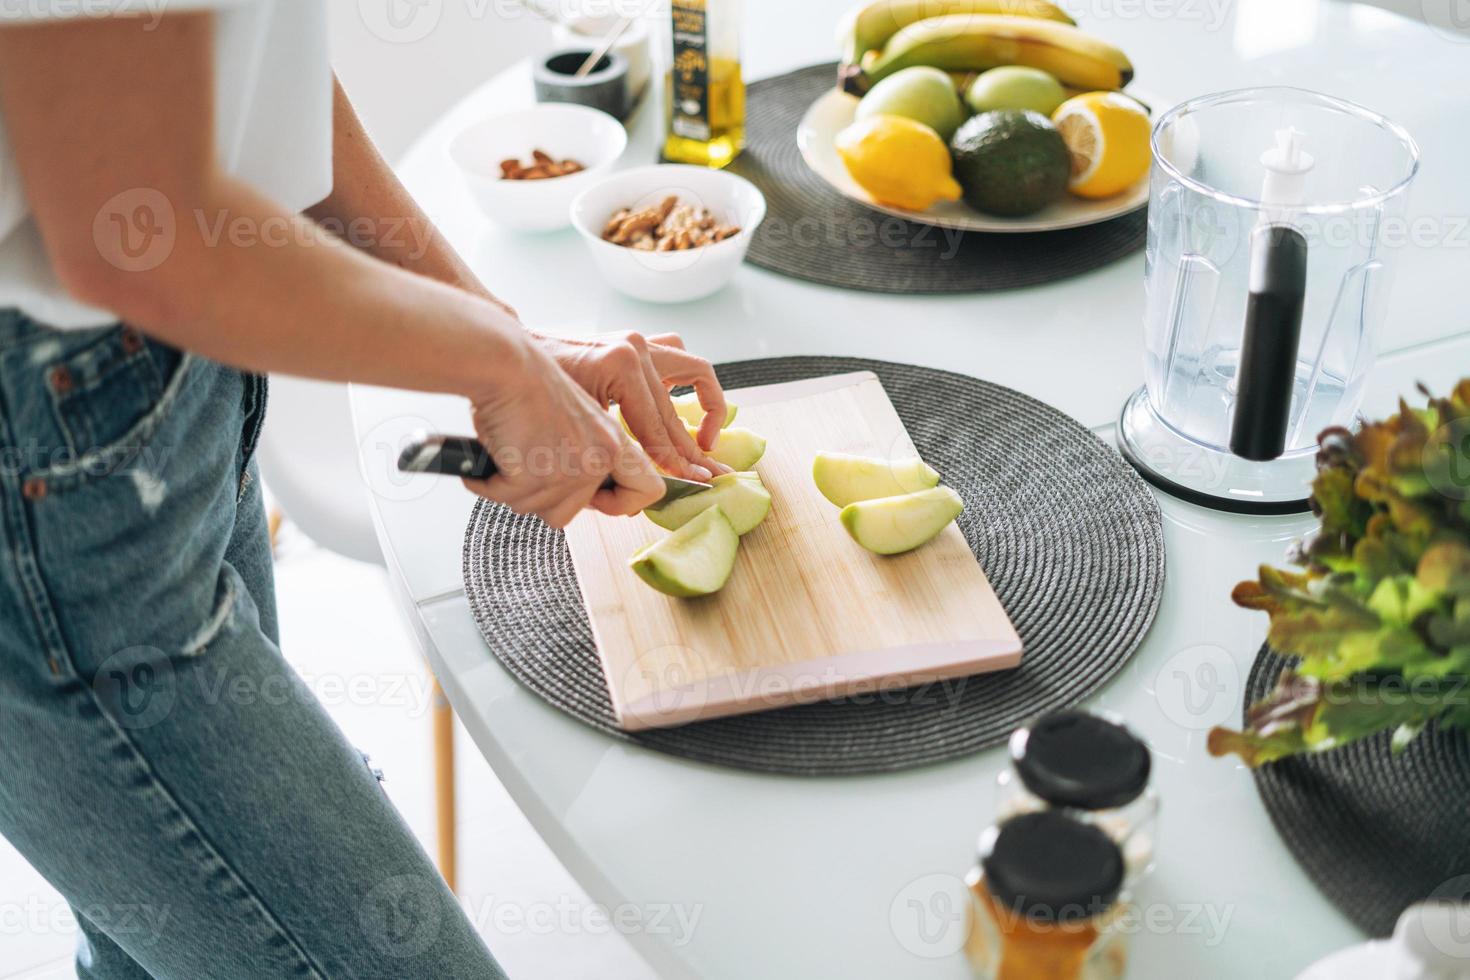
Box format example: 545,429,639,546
256,375,460,891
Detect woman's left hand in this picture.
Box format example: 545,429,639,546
529,330,732,483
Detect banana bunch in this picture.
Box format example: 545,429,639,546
837,0,1133,95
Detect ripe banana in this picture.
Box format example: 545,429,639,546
862,14,1134,91
837,0,1075,66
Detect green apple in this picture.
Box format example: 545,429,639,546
965,66,1067,116
645,472,772,535
687,425,766,471
630,506,739,597
812,451,941,507
672,392,737,429
839,486,964,556
856,66,966,143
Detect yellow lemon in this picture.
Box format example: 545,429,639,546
1051,92,1151,199
835,114,962,212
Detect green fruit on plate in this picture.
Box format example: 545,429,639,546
950,109,1071,216
688,425,767,471
839,486,964,555
645,472,772,536
671,392,737,429
812,451,941,506
966,66,1067,116
630,506,740,597
856,66,966,143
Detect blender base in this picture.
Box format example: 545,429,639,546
1117,387,1314,516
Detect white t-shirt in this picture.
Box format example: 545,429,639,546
0,0,332,328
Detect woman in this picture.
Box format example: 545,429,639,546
0,3,728,977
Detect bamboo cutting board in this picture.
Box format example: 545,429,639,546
565,371,1023,731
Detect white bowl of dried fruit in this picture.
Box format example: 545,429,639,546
448,104,627,232
570,164,766,303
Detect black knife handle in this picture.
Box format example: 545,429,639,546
397,435,497,480
397,433,622,491
1230,224,1308,462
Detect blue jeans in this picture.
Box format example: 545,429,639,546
0,311,506,979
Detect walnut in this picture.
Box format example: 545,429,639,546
599,196,741,251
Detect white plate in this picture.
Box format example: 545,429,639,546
796,87,1151,234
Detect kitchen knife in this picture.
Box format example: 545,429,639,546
396,433,712,506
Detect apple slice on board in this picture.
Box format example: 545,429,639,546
671,392,738,429
629,506,740,597
839,486,964,556
811,451,941,507
687,425,767,471
644,472,772,535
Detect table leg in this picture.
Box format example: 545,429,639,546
432,677,458,893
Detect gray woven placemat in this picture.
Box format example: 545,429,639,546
463,357,1165,775
1247,649,1470,936
724,63,1147,293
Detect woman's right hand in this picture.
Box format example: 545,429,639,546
464,343,666,528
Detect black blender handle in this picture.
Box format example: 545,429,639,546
1230,224,1308,462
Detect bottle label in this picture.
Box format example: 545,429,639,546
670,0,711,141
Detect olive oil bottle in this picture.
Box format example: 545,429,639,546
663,0,745,169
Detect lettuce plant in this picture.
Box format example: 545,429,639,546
1208,381,1470,766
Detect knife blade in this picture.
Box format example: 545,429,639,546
396,433,712,507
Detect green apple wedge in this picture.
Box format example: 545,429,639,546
645,472,772,535
812,451,940,506
615,396,738,436
686,425,766,471
671,392,738,429
839,486,964,555
630,506,740,598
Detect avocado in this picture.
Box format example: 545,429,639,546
949,110,1071,217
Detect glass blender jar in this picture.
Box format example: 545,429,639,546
1119,87,1419,513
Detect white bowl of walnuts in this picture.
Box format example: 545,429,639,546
570,164,767,303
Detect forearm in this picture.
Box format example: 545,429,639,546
306,77,509,309
78,176,525,399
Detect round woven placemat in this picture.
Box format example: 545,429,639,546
1247,648,1470,936
463,357,1165,775
724,63,1146,293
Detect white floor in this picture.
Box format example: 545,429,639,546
0,518,653,980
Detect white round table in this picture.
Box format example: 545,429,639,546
350,3,1470,976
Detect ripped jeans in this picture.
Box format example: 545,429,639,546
0,312,507,979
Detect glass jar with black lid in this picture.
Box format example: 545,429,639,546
996,710,1158,878
964,810,1130,980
